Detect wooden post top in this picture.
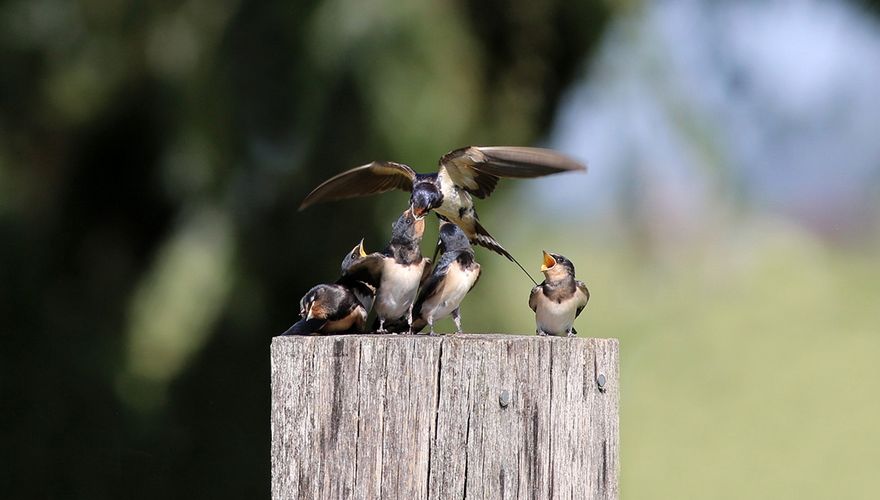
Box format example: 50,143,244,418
271,333,619,499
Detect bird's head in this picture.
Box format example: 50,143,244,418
410,183,443,219
299,286,326,320
340,238,367,274
391,208,426,244
540,250,575,281
437,219,471,254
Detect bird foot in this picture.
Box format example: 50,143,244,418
536,329,548,337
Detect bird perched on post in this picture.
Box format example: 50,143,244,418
340,208,431,333
528,251,590,337
281,283,368,335
279,239,378,336
388,219,481,335
298,146,586,284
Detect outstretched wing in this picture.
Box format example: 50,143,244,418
439,146,586,199
575,280,590,318
299,161,417,210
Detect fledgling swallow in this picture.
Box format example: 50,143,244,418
341,208,431,333
390,220,481,335
337,238,377,313
528,251,590,337
280,239,376,336
281,283,368,335
298,146,586,285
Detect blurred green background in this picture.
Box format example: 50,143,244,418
2,0,879,498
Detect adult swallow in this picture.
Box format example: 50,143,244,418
299,146,586,285
341,208,431,332
392,220,481,335
528,251,590,337
281,283,368,335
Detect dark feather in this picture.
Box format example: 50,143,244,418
439,146,585,199
299,161,416,210
575,280,590,317
281,318,326,336
472,219,538,286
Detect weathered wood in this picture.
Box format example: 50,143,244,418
271,334,619,499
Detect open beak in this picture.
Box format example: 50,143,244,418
357,238,367,257
410,204,428,220
540,250,556,272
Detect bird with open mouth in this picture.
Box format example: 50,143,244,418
298,146,586,285
386,219,481,335
279,239,379,335
528,251,590,337
339,208,431,333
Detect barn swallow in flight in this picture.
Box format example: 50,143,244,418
341,208,431,333
281,283,368,335
528,251,590,337
299,146,586,285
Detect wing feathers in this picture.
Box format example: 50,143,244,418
440,146,585,199
299,161,416,210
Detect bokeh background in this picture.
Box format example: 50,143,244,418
2,0,879,497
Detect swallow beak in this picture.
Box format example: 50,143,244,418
540,250,556,272
357,238,367,257
410,204,428,220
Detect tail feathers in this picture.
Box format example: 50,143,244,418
281,318,326,336
472,221,538,286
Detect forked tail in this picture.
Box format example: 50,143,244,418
472,220,538,286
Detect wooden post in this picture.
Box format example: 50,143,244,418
271,334,619,499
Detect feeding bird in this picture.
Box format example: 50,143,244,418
528,251,590,337
299,146,586,285
388,219,481,335
340,208,431,333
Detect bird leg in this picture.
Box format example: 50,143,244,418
451,308,462,334
377,318,386,334
536,329,548,337
406,303,415,335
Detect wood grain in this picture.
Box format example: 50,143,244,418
271,334,619,499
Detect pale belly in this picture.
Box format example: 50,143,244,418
535,296,578,336
420,265,479,322
323,307,366,332
375,260,424,320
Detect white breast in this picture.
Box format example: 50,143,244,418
420,262,479,322
376,259,424,320
534,294,578,336
436,170,471,220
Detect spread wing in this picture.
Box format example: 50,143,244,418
439,146,587,199
528,284,543,312
299,161,417,210
575,280,590,317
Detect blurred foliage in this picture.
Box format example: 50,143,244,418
0,0,609,497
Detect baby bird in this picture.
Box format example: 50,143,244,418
394,220,481,335
340,208,431,332
280,239,377,335
281,283,367,335
528,251,590,337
